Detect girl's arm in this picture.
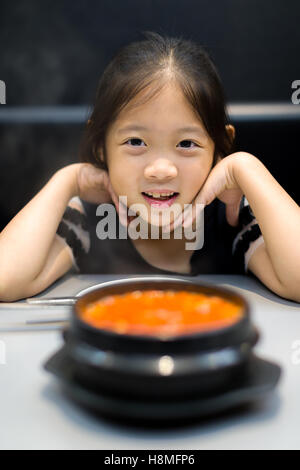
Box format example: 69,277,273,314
0,165,79,301
166,152,300,302
0,162,119,302
233,153,300,301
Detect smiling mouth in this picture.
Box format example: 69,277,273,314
141,192,180,207
141,192,179,201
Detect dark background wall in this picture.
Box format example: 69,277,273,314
0,0,300,230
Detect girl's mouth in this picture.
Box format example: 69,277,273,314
141,192,179,208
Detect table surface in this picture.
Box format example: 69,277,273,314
0,273,299,450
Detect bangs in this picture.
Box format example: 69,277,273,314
114,77,170,118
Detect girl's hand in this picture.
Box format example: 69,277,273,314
75,163,116,205
74,163,130,227
166,153,247,233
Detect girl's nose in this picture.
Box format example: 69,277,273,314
144,158,178,180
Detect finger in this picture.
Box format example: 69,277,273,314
172,211,185,231
104,176,115,201
162,201,198,234
110,189,120,211
105,178,129,227
183,203,205,229
162,208,186,234
182,204,195,228
107,186,128,227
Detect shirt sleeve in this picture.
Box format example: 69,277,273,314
56,197,91,272
232,196,265,274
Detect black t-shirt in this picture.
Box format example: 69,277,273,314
56,196,263,277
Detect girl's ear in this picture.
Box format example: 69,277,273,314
226,124,236,144
97,146,109,171
98,150,104,164
96,146,105,165
214,125,236,165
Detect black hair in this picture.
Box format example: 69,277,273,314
79,31,235,171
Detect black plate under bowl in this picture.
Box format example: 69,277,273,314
44,346,281,425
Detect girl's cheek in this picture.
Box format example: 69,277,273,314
109,171,133,198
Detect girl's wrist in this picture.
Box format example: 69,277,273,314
54,163,81,199
231,152,263,185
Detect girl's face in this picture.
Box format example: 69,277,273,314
103,82,215,228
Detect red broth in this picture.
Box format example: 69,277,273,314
79,290,243,337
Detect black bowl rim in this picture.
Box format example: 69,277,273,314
70,277,253,352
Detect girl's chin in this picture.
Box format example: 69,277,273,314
132,211,179,229
118,195,189,229
131,199,183,222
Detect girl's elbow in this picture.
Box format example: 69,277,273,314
281,283,300,303
0,277,28,302
0,288,25,302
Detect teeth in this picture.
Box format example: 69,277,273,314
144,191,176,198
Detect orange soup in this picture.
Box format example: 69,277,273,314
79,290,243,337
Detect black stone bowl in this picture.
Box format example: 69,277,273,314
49,276,258,401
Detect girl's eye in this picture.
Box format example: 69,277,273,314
124,138,200,149
177,140,199,149
125,138,146,147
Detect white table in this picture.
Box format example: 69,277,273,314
0,273,299,450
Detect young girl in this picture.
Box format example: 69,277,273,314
0,31,299,302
